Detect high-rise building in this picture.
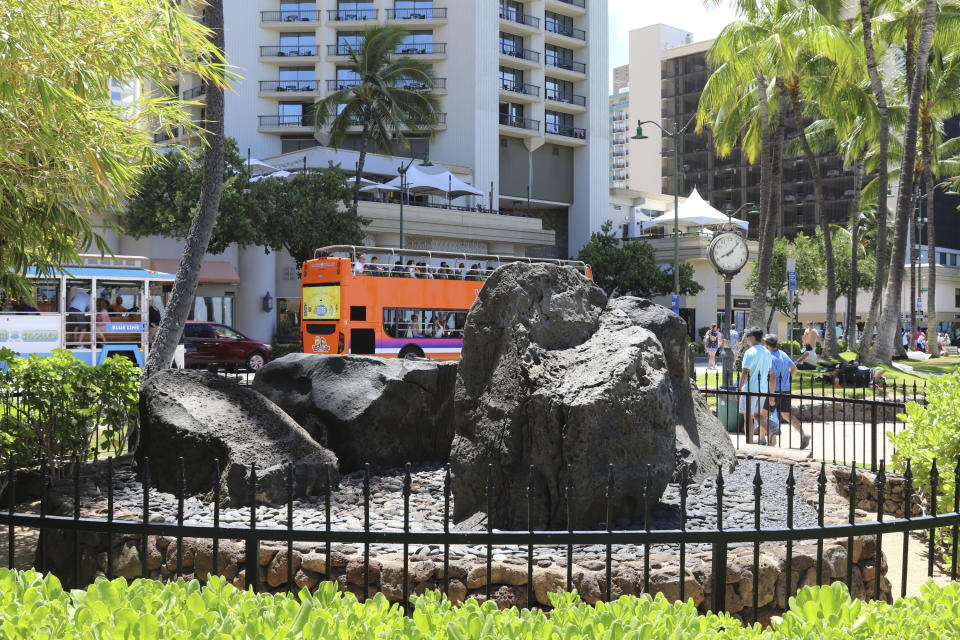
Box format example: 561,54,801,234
113,0,608,341
624,23,858,236
609,91,630,189
612,64,629,93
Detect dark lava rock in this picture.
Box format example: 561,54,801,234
138,370,339,506
253,354,457,472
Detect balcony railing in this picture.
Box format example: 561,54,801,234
546,57,585,73
260,10,321,22
554,0,586,7
499,10,540,28
394,42,447,55
327,43,360,56
259,114,312,127
327,9,377,21
259,45,319,57
545,89,585,105
499,43,540,63
182,84,207,100
546,21,586,40
499,114,539,131
500,79,540,96
260,80,318,92
386,8,447,20
395,77,446,91
546,124,586,139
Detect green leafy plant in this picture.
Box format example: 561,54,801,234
890,370,960,568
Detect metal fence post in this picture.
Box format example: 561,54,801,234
870,405,878,472
246,463,258,593
711,468,727,612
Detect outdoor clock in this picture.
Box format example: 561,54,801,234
707,232,749,276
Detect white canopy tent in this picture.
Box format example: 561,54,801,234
642,188,749,231
246,157,279,177
361,164,484,203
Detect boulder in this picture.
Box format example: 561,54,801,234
253,354,457,472
609,297,736,479
450,263,679,529
138,370,339,507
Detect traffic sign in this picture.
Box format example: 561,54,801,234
671,294,680,314
786,258,797,292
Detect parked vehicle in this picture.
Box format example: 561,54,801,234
181,321,272,370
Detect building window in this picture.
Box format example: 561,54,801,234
499,66,524,92
278,101,311,126
279,0,316,20
951,254,958,267
545,44,573,68
545,77,573,102
940,252,948,265
336,31,364,54
398,30,434,53
335,66,361,88
545,110,573,136
545,11,573,37
281,136,318,154
279,32,316,56
499,31,523,55
276,298,301,343
188,296,234,326
956,288,960,308
499,102,524,126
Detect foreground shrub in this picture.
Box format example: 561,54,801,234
1,569,959,639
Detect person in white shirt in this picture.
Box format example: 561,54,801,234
352,255,366,275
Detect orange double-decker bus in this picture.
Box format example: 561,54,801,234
300,246,591,360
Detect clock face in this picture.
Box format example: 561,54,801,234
710,233,749,274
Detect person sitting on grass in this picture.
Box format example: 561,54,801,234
795,344,819,370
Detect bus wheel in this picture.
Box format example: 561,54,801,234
399,345,424,359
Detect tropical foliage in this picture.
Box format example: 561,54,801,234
702,0,960,364
0,0,223,301
123,139,365,272
314,25,441,201
577,222,702,298
4,571,960,639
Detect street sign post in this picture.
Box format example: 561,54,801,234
786,258,797,292
671,294,680,314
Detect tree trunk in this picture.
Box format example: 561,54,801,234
142,0,226,380
872,0,937,364
857,0,890,362
747,70,774,330
924,121,939,356
790,86,838,361
846,153,865,347
909,190,917,350
353,110,371,205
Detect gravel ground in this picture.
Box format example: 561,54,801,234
100,458,816,561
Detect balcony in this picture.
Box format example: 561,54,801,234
385,7,447,21
545,21,586,41
545,0,587,16
394,42,447,56
545,124,586,141
499,43,541,67
327,8,377,23
260,10,321,27
260,80,320,97
499,114,540,137
258,114,314,133
499,9,540,33
259,45,319,61
499,79,540,101
182,84,207,100
324,78,446,93
545,89,586,112
545,57,586,77
153,128,179,143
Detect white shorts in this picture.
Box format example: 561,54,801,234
739,395,761,416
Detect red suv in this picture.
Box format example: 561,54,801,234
181,321,273,371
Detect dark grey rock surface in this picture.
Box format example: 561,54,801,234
253,354,457,472
610,297,737,480
138,370,339,507
450,263,679,530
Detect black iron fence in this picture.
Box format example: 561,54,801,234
3,452,959,621
699,369,926,471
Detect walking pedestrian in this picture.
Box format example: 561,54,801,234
801,321,822,351
764,334,810,449
738,327,773,445
729,324,741,359
703,323,721,370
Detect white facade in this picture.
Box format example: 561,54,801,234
131,0,609,342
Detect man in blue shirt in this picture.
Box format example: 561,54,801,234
764,334,810,449
738,327,775,445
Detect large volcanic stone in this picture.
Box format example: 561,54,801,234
609,297,736,479
253,354,457,472
138,370,339,506
450,263,679,530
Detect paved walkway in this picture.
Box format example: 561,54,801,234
728,420,902,468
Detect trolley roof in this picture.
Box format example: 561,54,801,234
314,245,588,269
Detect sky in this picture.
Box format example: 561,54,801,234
607,1,740,91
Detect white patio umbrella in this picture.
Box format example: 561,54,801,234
249,169,292,182
641,188,749,231
246,157,279,177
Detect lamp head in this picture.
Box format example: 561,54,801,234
419,152,433,167
749,203,759,215
631,123,648,140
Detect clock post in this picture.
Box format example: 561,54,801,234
721,275,734,388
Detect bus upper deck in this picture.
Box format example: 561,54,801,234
1,255,175,367
300,246,591,360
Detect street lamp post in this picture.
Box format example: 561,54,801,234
720,202,758,387
397,152,432,249
632,116,696,313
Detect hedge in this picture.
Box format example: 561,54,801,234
1,569,958,639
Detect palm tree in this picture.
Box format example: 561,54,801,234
314,25,441,203
872,0,942,364
919,51,960,356
143,0,227,378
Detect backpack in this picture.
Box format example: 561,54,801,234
839,362,871,387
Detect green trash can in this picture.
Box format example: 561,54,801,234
716,386,743,433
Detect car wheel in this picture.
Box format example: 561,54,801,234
246,352,267,371
398,345,424,359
